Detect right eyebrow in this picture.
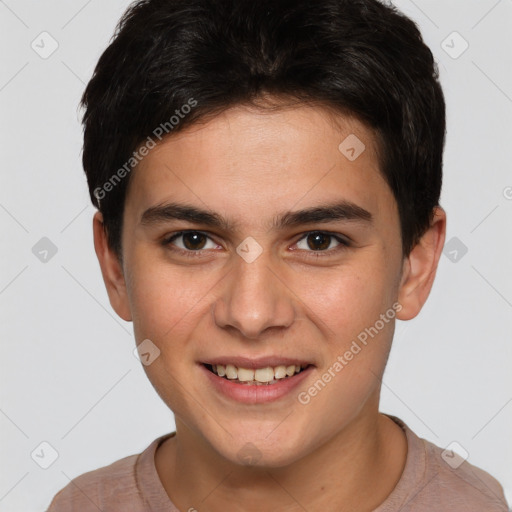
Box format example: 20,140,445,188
140,203,234,230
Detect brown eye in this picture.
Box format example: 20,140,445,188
163,231,218,252
296,231,347,252
181,232,208,250
306,232,331,251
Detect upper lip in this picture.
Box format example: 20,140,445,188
201,356,313,369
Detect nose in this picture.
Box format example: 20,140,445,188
212,249,296,340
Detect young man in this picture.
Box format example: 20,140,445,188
47,0,509,510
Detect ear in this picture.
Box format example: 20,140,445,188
396,206,446,321
92,211,132,322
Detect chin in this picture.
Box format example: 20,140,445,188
211,428,312,469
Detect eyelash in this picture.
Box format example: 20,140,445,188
161,230,351,259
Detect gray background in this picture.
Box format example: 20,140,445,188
1,0,511,510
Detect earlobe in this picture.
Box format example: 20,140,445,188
92,211,132,322
396,207,446,321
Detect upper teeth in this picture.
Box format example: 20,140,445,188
213,364,304,383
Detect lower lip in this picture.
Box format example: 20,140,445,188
200,364,314,404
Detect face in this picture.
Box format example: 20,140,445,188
95,102,440,467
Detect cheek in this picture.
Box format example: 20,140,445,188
141,357,206,433
126,253,207,341
298,261,398,340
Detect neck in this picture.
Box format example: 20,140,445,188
155,408,407,512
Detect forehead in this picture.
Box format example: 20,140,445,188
124,103,396,233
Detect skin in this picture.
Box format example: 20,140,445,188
93,101,446,511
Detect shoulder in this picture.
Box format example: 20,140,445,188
46,451,144,512
380,415,510,512
421,437,509,511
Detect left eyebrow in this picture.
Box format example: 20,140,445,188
274,201,373,230
139,200,373,232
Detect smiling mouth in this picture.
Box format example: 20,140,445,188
204,363,309,385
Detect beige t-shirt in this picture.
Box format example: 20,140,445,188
46,415,509,511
